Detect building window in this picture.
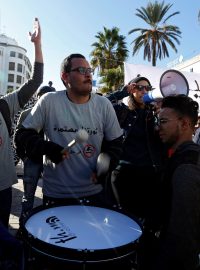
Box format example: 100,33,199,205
9,62,15,71
10,51,16,57
16,75,22,84
190,68,193,72
17,63,23,73
8,74,14,83
7,86,14,93
25,57,32,72
0,50,3,56
18,53,23,59
26,71,30,80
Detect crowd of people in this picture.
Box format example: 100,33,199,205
1,18,200,270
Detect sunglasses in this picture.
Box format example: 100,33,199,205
70,67,94,75
136,85,152,91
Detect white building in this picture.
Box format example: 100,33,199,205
168,54,200,100
168,54,200,74
0,34,32,96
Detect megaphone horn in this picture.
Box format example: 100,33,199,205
160,69,189,97
143,69,190,103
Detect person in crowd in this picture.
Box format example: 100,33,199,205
193,126,200,144
193,116,200,144
106,76,166,269
0,17,43,228
48,80,56,91
106,75,165,222
0,17,43,270
149,94,200,270
15,86,55,225
15,53,123,209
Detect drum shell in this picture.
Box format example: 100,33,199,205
21,205,143,269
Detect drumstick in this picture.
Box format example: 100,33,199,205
111,166,121,207
61,129,89,154
96,153,110,177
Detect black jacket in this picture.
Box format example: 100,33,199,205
106,88,165,171
153,141,200,270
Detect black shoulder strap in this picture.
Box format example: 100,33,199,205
0,99,12,136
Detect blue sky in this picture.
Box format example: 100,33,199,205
1,0,200,90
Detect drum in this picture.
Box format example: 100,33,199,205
22,205,142,269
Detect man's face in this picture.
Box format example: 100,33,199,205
158,107,182,147
62,58,93,96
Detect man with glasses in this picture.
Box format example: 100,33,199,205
150,94,200,270
15,53,123,209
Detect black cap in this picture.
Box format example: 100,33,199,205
37,86,55,97
128,75,151,86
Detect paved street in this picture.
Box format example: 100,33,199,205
9,162,43,235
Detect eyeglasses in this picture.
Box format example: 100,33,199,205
157,118,180,126
136,85,152,91
70,67,94,75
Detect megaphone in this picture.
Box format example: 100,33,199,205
160,69,189,97
143,69,189,103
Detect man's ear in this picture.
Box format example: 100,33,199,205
181,117,191,130
61,72,68,85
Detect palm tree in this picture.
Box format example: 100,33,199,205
129,1,181,66
90,27,128,71
99,66,124,93
90,27,129,91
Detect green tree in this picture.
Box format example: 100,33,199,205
90,27,128,92
129,1,181,66
7,87,14,94
99,66,124,93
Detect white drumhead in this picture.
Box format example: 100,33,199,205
25,205,142,250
